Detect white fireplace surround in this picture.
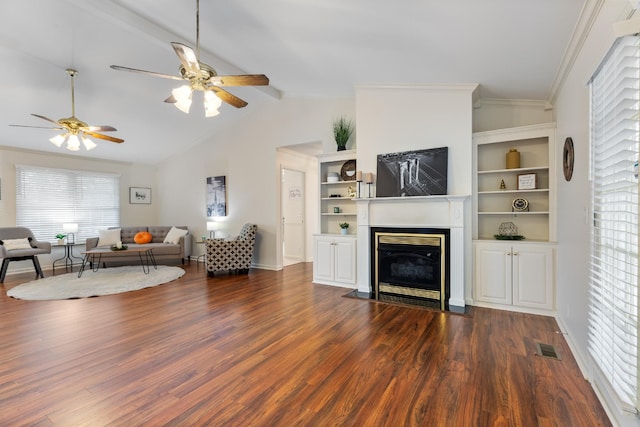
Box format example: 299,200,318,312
354,195,470,311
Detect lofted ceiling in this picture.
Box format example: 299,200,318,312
0,0,586,164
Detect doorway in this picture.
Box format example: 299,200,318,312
281,168,305,266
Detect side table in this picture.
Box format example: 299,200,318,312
52,243,84,274
195,240,207,267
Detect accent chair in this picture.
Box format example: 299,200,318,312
0,227,52,283
205,223,257,276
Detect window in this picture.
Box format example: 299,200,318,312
15,165,120,242
589,36,639,411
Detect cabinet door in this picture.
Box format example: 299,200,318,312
333,238,356,285
513,244,554,309
475,243,512,305
314,238,335,282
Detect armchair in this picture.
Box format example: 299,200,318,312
205,224,257,276
0,227,52,283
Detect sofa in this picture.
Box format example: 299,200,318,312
86,226,192,266
205,223,257,276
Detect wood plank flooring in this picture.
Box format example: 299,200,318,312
0,262,611,426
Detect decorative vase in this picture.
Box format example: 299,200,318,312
341,228,348,235
337,145,346,152
57,239,64,245
506,149,520,169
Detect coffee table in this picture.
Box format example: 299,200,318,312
78,247,157,278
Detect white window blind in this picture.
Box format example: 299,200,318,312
589,35,639,412
15,165,120,243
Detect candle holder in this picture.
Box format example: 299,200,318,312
355,170,363,198
364,172,374,198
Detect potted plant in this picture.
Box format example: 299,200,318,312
339,222,349,235
55,233,66,245
333,116,354,151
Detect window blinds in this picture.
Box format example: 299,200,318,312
15,165,120,243
589,36,639,412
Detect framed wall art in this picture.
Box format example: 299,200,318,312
517,173,537,190
129,187,151,204
376,147,448,197
206,176,227,217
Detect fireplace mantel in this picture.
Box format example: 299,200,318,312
354,195,470,312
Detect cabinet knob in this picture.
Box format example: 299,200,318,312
513,252,518,256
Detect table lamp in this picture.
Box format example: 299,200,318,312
207,221,219,238
63,223,78,244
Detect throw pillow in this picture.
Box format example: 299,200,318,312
163,227,188,244
134,231,152,244
1,238,33,251
97,228,121,247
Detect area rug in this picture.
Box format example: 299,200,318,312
7,265,185,300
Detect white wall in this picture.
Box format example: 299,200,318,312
553,2,639,426
0,146,157,273
155,96,354,270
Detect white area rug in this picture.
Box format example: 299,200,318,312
7,265,185,300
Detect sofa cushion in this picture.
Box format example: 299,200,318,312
97,228,121,247
134,231,152,244
148,226,172,243
119,227,148,244
163,227,188,244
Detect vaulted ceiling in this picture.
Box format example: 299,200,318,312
0,0,586,164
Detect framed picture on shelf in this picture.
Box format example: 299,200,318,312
129,187,151,204
517,173,537,190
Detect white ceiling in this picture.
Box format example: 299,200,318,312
0,0,586,164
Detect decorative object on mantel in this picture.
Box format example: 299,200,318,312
339,222,349,235
376,147,448,197
365,172,374,198
494,222,525,240
332,116,354,151
356,170,363,198
506,148,520,169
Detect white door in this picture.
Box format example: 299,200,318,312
282,168,305,266
513,244,554,309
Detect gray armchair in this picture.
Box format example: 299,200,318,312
205,224,257,276
0,227,52,283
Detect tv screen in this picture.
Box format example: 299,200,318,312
376,147,448,197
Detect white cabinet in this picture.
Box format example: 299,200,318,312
474,241,555,312
313,235,356,288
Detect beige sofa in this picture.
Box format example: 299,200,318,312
85,226,192,266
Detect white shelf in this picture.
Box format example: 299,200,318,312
478,211,549,215
478,189,549,195
478,166,549,175
318,151,358,234
321,212,357,216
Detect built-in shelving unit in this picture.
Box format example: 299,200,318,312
473,123,556,242
317,150,358,235
472,123,557,314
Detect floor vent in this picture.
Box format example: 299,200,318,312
536,342,561,360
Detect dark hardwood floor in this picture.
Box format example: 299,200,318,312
0,262,611,426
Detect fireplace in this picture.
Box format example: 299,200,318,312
371,227,450,310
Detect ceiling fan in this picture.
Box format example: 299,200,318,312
10,68,124,151
110,0,269,117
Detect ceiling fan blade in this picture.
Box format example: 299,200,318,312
210,74,269,87
31,114,61,126
209,87,248,108
9,124,64,130
110,65,184,81
82,125,118,132
83,131,124,143
171,42,201,75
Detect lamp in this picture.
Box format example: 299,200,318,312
63,223,78,244
206,221,219,238
169,85,222,117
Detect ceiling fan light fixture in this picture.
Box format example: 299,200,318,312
66,134,81,151
81,135,97,151
204,91,222,117
50,134,66,147
172,85,193,114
